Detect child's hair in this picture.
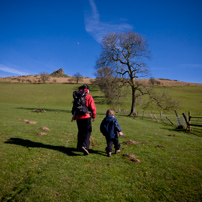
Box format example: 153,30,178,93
106,109,115,116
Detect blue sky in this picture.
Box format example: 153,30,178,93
0,0,202,83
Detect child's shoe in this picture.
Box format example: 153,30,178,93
115,149,121,154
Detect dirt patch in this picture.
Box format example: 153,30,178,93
123,140,139,145
39,127,50,131
122,154,141,163
66,138,71,142
26,121,37,124
37,132,47,136
33,109,46,113
21,119,29,122
131,158,141,163
122,154,137,159
168,134,176,137
18,119,37,124
141,142,147,144
156,145,165,148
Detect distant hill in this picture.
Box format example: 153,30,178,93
0,74,202,86
135,78,202,87
0,74,93,84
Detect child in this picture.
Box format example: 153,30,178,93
100,109,124,157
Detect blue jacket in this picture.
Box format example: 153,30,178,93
100,115,122,139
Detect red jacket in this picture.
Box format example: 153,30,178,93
75,89,96,120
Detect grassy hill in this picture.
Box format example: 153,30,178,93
0,83,202,201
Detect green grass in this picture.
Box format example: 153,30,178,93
164,86,202,114
122,85,202,115
0,83,202,201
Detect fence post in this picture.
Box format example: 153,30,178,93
188,111,192,132
182,113,190,132
175,110,182,126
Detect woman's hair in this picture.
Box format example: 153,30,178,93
106,109,115,116
79,84,90,90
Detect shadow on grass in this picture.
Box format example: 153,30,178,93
161,127,202,137
93,95,106,105
5,138,106,156
16,107,113,116
16,107,71,113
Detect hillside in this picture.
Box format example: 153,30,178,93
0,83,202,201
0,74,202,86
0,75,93,85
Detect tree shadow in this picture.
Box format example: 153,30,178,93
16,107,71,113
93,95,106,105
4,138,106,156
161,127,202,137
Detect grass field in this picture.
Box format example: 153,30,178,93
0,83,202,201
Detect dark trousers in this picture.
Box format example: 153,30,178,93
105,136,120,153
76,118,92,151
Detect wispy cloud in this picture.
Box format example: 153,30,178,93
0,64,28,75
85,0,133,43
180,64,202,68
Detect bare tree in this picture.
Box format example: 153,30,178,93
73,72,83,84
96,32,151,116
96,32,179,115
40,72,50,83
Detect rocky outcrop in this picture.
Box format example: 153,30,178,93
51,68,64,77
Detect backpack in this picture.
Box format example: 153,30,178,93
71,90,89,116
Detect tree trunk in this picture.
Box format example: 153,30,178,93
129,86,137,116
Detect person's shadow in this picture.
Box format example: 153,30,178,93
5,138,105,156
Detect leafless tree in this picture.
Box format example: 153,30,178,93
40,72,50,83
96,32,179,115
96,32,151,116
73,72,83,84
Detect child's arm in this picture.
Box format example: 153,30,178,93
114,119,122,132
114,119,125,136
114,119,123,137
